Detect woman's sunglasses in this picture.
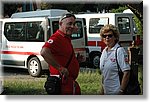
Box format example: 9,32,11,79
102,34,113,38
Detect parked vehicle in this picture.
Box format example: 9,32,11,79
75,13,139,68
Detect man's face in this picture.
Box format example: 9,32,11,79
59,17,76,36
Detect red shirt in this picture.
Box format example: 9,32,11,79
42,30,80,80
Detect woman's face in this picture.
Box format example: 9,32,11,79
102,30,116,47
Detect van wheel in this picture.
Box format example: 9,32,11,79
90,53,101,68
28,57,42,77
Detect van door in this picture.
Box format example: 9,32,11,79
71,18,87,63
49,17,87,64
115,13,134,50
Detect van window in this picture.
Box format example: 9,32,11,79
4,22,25,41
4,21,44,42
51,21,83,40
89,18,108,33
117,17,131,34
71,21,83,39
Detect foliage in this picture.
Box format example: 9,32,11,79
133,16,143,36
41,2,52,10
110,6,128,13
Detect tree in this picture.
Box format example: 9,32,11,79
126,1,143,24
126,2,143,36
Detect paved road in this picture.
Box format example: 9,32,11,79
2,67,97,77
2,67,29,77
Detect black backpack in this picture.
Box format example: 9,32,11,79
116,47,141,95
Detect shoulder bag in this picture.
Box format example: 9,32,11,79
115,47,141,95
44,46,74,95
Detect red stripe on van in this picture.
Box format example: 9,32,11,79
2,51,40,55
88,41,96,46
97,41,106,46
97,41,106,51
74,48,86,51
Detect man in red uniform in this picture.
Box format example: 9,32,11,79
40,13,81,95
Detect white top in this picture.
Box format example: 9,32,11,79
99,43,130,95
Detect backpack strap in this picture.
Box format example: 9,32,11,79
115,47,123,83
115,47,122,72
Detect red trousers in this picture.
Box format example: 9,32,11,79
61,77,81,95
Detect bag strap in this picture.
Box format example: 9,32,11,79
115,46,124,85
115,47,122,72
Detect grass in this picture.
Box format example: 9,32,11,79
2,66,143,95
138,65,143,94
77,69,102,95
3,76,47,95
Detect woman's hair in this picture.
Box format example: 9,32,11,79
100,24,120,43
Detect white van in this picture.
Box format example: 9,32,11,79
76,13,138,68
11,9,68,18
1,16,87,77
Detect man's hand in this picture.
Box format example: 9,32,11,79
59,67,69,78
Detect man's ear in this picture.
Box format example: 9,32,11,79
59,21,62,26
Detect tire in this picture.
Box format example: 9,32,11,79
27,57,42,77
90,53,101,68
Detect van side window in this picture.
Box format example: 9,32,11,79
4,21,44,42
89,18,108,34
26,21,44,41
51,21,83,40
4,22,25,41
117,17,131,34
71,21,83,40
35,21,45,41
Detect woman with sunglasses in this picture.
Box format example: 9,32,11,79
99,24,130,95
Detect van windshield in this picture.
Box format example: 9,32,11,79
89,17,108,34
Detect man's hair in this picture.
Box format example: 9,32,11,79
59,13,76,22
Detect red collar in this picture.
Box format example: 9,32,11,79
57,30,66,37
57,30,71,39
